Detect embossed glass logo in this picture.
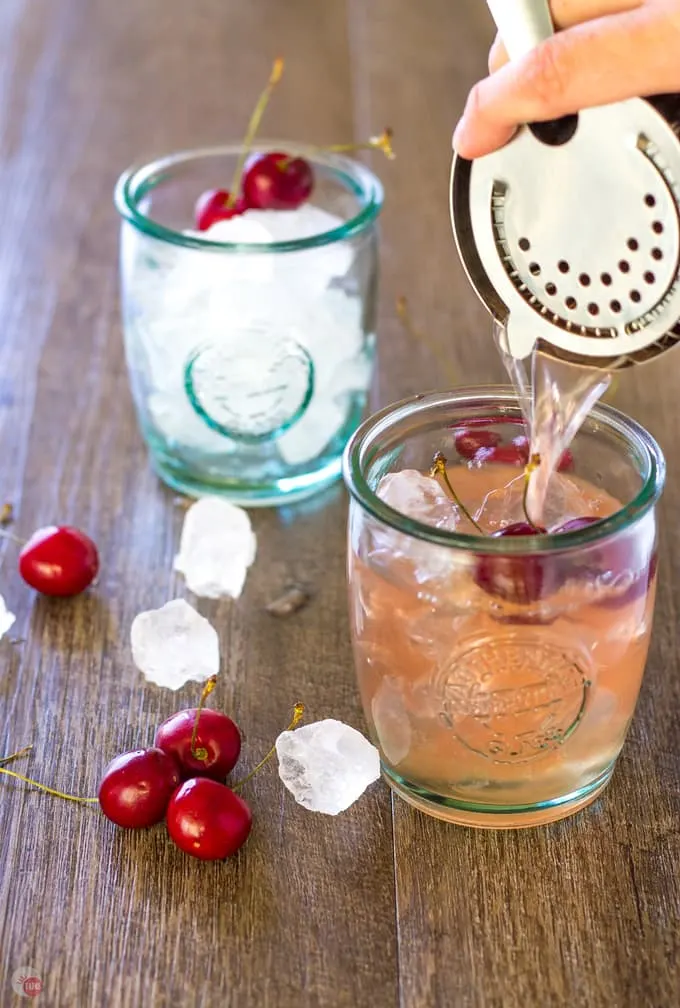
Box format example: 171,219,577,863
438,637,590,763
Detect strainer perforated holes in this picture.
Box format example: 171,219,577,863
558,261,570,273
619,260,630,273
644,271,655,284
529,262,541,275
627,238,639,251
519,237,530,251
546,283,557,296
611,300,622,312
566,296,577,310
631,290,642,303
601,273,612,285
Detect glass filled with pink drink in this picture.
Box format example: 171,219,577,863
342,387,665,828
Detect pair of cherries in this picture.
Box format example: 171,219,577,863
448,424,648,608
98,706,251,861
452,425,574,472
195,151,312,231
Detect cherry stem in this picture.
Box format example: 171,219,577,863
0,744,32,766
226,57,285,209
0,750,98,804
522,453,543,530
190,675,218,762
0,528,25,547
231,702,305,792
430,452,484,533
322,128,396,160
396,296,458,386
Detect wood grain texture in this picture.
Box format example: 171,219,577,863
0,1,678,1007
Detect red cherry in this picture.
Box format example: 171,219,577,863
554,515,654,608
453,428,501,460
497,521,547,536
98,748,181,829
155,708,241,781
473,444,529,466
194,189,247,231
167,778,252,861
242,152,314,210
19,526,99,597
557,449,574,472
475,522,551,605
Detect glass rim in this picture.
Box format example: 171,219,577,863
113,141,384,254
342,385,666,554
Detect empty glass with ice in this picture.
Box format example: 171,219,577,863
343,388,665,828
115,144,382,505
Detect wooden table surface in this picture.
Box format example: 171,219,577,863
0,1,678,1006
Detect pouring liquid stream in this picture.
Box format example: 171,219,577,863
495,323,612,526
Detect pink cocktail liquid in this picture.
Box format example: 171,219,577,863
349,462,657,827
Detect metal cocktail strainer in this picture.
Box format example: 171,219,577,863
451,0,680,369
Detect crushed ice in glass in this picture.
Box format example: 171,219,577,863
124,203,369,465
276,718,381,815
174,497,256,599
130,598,219,690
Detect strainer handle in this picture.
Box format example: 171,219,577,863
485,0,554,61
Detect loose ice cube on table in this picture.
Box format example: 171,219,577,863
0,595,15,639
276,719,381,815
174,497,256,599
130,598,219,690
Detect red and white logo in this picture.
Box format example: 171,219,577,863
11,968,43,998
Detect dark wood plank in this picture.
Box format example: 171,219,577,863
351,2,680,1006
0,2,398,1006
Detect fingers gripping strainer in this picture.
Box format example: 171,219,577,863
451,0,680,369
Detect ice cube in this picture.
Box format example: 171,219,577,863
0,595,15,638
204,216,275,245
130,598,219,690
147,390,236,453
377,470,460,531
371,678,411,765
475,471,604,532
243,206,353,294
276,392,347,466
275,291,368,466
366,471,473,586
174,497,256,599
276,719,381,815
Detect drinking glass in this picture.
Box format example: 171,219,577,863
114,143,382,506
343,387,665,828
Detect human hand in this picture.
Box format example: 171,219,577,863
453,0,680,158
